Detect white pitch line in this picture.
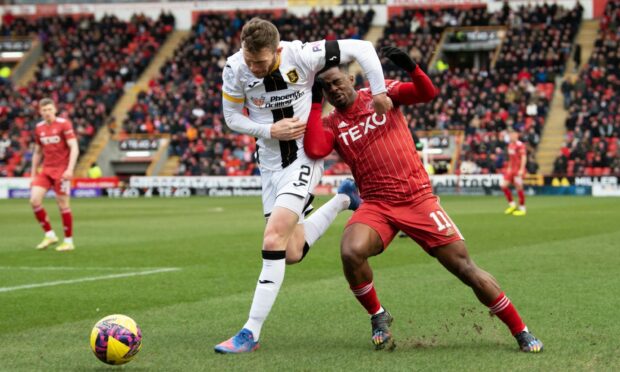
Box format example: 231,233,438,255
0,268,180,293
0,266,172,271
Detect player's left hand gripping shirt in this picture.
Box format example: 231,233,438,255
34,117,75,170
222,40,338,171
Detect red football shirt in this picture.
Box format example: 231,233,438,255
507,140,526,173
34,117,76,170
322,80,432,202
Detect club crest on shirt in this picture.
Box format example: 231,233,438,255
250,95,266,107
286,69,299,83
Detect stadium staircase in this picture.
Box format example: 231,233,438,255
537,19,599,175
12,39,42,87
157,156,181,176
75,30,190,177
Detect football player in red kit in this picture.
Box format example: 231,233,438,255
30,98,79,251
304,47,543,353
502,130,527,216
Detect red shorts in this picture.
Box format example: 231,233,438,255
346,194,464,254
32,168,70,196
503,172,523,185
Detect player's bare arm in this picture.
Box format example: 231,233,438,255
31,144,42,183
372,93,393,115
62,138,79,180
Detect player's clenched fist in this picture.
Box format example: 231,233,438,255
61,169,74,181
270,117,306,140
372,93,393,116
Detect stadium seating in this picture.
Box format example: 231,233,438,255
0,5,593,178
0,13,174,177
349,4,582,175
123,10,375,176
553,0,620,177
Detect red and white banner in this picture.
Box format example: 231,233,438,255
72,177,119,189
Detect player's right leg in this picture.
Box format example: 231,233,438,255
341,205,397,351
55,192,75,252
501,177,516,214
396,194,541,352
433,241,543,352
215,167,305,354
214,205,299,354
30,178,57,250
512,177,526,216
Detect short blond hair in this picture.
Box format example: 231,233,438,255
241,18,280,54
39,98,55,107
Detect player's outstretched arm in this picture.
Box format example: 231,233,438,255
334,40,392,115
304,82,335,159
381,46,437,105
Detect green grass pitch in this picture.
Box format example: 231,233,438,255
1,195,619,371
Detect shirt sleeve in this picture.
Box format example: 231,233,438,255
334,39,386,96
303,103,335,159
221,62,245,105
221,61,272,139
222,99,272,139
63,121,76,140
299,39,386,95
385,66,437,106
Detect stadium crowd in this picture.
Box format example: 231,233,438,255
0,13,174,177
357,3,581,175
1,3,602,178
553,0,620,177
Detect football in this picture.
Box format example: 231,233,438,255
90,314,142,365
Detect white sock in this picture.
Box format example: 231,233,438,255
64,237,73,244
304,194,350,246
243,251,286,340
372,306,385,316
519,206,526,212
509,201,516,208
45,230,57,239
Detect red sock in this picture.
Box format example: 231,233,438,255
517,190,525,206
350,281,381,315
33,205,52,233
61,208,73,238
488,292,526,336
501,187,513,203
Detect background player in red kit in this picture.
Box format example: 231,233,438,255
501,129,527,216
30,98,79,252
304,47,543,353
